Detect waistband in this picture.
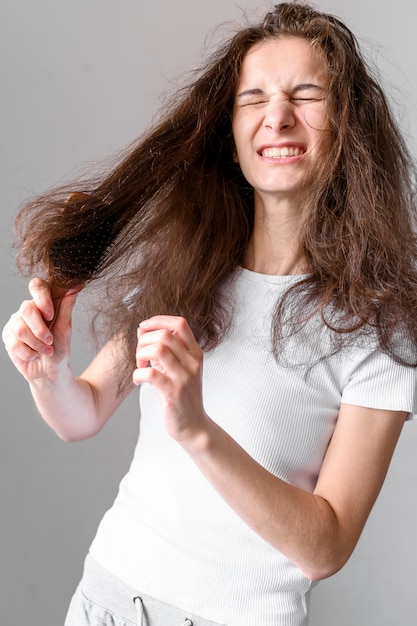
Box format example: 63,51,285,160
81,553,225,626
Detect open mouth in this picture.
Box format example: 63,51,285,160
260,146,305,158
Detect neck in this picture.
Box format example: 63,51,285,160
243,194,308,276
243,238,307,275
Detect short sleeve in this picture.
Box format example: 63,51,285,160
341,345,417,420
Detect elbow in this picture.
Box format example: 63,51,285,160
53,424,103,443
55,430,86,443
56,431,83,443
298,497,358,581
298,545,353,581
301,558,346,582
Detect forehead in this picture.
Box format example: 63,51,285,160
238,36,328,87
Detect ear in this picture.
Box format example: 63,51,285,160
232,142,239,164
230,134,239,164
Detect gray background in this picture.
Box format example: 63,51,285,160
1,1,416,624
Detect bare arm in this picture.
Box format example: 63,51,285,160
182,403,405,580
28,339,131,441
133,315,406,580
2,279,132,441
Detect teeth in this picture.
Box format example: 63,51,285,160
261,146,303,158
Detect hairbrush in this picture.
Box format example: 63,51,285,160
46,193,117,328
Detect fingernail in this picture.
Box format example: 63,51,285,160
44,333,53,345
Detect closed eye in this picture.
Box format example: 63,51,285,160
235,88,269,108
239,99,269,107
291,97,324,103
235,86,326,107
238,96,324,107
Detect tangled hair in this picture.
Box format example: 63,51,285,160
14,2,417,388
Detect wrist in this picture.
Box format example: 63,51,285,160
28,362,74,392
179,414,218,456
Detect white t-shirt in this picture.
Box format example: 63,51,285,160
90,268,417,626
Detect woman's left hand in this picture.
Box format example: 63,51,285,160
133,315,208,445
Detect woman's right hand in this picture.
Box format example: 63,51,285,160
2,278,79,383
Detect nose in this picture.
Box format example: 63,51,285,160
263,97,295,132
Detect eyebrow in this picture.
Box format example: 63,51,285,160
236,83,325,99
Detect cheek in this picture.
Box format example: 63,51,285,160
303,102,329,133
304,113,331,154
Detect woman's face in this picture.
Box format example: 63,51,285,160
232,36,330,207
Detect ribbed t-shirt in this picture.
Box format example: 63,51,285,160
90,268,417,625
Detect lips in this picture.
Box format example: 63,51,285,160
260,145,306,158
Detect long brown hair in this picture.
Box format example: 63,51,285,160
14,2,417,387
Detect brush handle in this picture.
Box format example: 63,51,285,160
46,285,73,329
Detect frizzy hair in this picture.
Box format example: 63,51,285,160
14,2,417,388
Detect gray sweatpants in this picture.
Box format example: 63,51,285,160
65,553,225,626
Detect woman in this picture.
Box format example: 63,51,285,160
3,3,417,625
